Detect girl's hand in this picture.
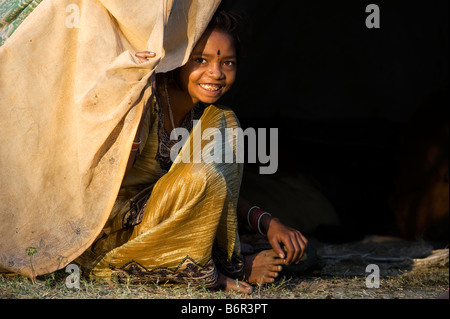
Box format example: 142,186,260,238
135,51,156,63
262,216,308,265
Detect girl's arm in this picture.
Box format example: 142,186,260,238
237,196,308,265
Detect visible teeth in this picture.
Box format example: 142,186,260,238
200,84,221,91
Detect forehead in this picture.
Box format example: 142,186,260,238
192,29,236,55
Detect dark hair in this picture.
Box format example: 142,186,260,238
204,10,242,62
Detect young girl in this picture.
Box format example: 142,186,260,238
77,11,307,293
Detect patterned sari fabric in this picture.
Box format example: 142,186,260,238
0,0,43,46
77,100,245,288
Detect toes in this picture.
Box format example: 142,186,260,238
268,265,283,272
273,258,286,265
238,281,254,294
257,271,279,284
266,250,280,258
267,271,279,279
230,280,253,294
220,273,253,294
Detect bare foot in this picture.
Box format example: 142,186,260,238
243,249,285,284
218,273,253,294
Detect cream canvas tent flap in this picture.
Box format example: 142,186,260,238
0,0,221,277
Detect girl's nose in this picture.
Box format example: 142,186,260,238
208,63,224,79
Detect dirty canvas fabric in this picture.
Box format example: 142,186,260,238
0,0,221,278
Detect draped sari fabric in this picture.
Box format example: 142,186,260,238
77,101,244,287
0,0,221,278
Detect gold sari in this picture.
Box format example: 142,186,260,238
77,99,244,288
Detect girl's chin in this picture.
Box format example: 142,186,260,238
200,98,220,105
195,95,222,105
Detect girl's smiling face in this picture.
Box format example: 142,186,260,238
178,29,237,105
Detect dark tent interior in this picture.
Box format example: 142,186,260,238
217,0,449,243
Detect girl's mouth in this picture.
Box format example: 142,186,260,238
199,83,223,92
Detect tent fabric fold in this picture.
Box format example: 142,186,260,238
0,0,221,277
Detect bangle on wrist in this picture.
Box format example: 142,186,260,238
247,206,260,228
248,207,272,236
257,212,272,236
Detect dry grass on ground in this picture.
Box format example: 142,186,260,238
0,236,448,300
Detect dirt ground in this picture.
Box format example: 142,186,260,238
298,236,449,299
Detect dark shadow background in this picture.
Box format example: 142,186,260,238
217,0,449,243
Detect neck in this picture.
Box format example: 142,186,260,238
157,83,196,130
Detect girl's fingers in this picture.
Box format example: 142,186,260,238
291,234,302,264
296,232,309,264
270,238,286,260
135,51,156,57
294,232,305,263
284,231,307,264
283,237,295,264
135,51,156,63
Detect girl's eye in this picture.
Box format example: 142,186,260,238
194,57,207,64
224,61,236,67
